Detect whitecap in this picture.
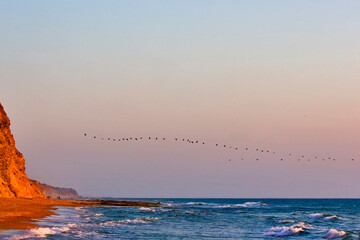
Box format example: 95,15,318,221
292,221,314,229
214,204,232,208
324,215,343,221
120,217,160,224
278,219,295,223
308,213,324,218
185,211,195,214
67,223,78,228
101,217,160,226
308,213,344,221
264,226,303,237
101,220,117,226
235,202,268,207
12,226,71,239
139,207,167,212
139,207,155,212
94,213,104,216
186,202,206,205
322,228,347,239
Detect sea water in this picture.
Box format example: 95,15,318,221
4,199,360,239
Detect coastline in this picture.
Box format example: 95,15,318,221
0,197,160,231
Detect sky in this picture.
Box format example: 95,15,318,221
1,0,359,198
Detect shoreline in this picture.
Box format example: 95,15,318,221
0,197,160,231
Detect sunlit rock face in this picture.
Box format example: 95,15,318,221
0,103,44,198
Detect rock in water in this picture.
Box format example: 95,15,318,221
0,103,44,198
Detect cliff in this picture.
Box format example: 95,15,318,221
30,180,79,199
0,103,44,198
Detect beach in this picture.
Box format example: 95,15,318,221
0,198,78,230
0,198,160,231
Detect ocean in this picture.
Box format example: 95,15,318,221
5,199,360,239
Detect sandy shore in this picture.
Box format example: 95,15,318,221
0,197,160,231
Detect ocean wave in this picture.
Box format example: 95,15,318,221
101,217,161,226
94,213,104,216
67,223,78,228
292,221,314,229
324,215,343,221
264,221,313,237
234,202,268,207
185,202,206,205
139,207,168,212
213,204,232,208
264,226,304,237
308,213,344,221
163,203,173,207
322,229,347,239
308,213,325,218
278,219,295,223
120,217,160,224
196,202,267,208
139,207,156,212
11,223,77,239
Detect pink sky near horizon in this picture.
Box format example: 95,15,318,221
1,1,359,197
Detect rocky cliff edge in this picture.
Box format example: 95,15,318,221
0,103,44,198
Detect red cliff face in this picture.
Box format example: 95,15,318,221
0,103,44,198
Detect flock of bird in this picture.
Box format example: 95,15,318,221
84,133,356,163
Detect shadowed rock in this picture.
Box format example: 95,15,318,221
30,180,79,199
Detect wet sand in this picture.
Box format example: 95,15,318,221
0,197,160,231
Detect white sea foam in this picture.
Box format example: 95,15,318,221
139,207,167,212
322,228,347,239
292,221,314,229
94,213,104,216
139,207,154,211
308,213,324,218
186,202,206,205
101,217,160,226
100,220,117,226
235,202,268,207
264,221,313,237
278,219,295,223
67,223,78,228
12,225,73,239
264,226,303,237
308,213,344,221
126,217,160,223
118,219,147,224
324,215,343,221
214,204,232,208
